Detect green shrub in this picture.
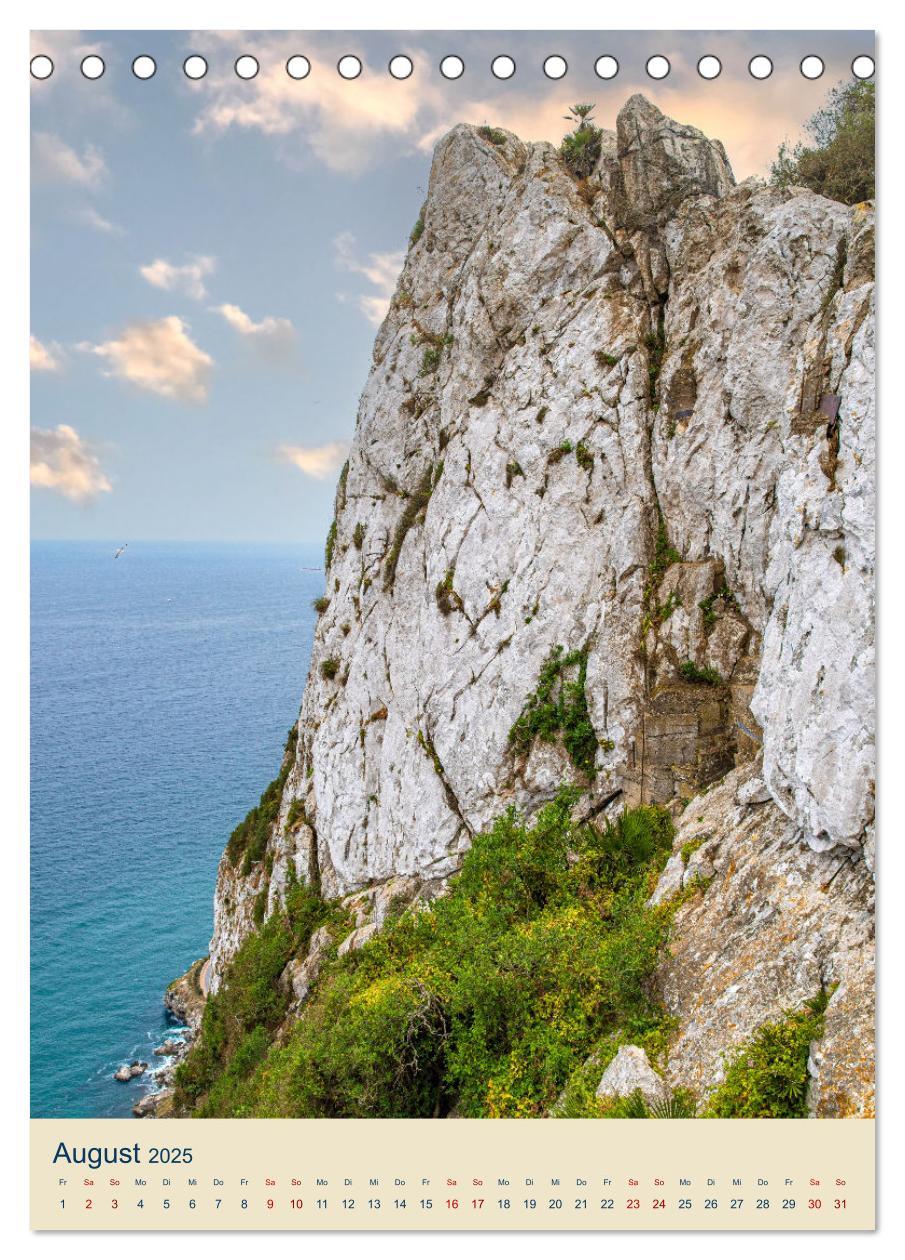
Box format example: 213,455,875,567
509,645,598,776
312,596,330,615
173,881,348,1116
410,217,425,246
699,586,736,629
575,441,594,471
320,658,340,681
352,522,365,550
705,992,831,1118
679,661,723,686
560,103,603,179
595,350,619,369
324,520,337,570
478,125,507,146
186,792,676,1118
770,80,874,205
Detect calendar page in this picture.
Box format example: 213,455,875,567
29,27,876,1233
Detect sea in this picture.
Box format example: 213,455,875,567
30,540,320,1118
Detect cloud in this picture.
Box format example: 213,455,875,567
213,303,295,356
140,255,216,301
81,316,213,402
79,206,124,235
334,232,404,326
30,424,111,502
186,33,444,174
30,335,61,372
278,441,349,480
32,131,107,186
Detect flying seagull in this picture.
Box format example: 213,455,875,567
113,544,128,560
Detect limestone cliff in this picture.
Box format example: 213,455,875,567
202,96,874,1115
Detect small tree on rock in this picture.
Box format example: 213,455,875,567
561,103,603,179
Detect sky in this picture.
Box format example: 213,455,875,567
30,28,873,543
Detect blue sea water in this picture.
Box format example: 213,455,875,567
30,540,320,1118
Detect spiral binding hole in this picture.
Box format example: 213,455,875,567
30,55,53,80
491,56,515,80
286,56,310,80
439,55,464,80
337,55,362,80
80,55,105,80
800,55,825,80
235,56,259,80
389,55,413,80
543,56,567,80
646,55,670,80
594,56,619,80
852,55,875,80
183,56,208,80
748,55,773,80
132,56,156,80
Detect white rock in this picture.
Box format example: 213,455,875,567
596,1046,670,1105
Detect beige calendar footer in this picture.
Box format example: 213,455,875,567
31,1117,875,1231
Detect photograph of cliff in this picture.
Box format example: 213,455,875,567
166,93,875,1120
30,33,874,1123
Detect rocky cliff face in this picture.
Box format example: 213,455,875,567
203,96,874,1114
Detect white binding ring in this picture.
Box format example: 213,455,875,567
30,55,54,80
748,55,773,80
235,55,259,80
852,55,875,80
132,55,156,80
80,55,105,80
183,55,208,80
338,55,362,80
389,55,413,80
594,55,618,80
646,55,670,80
286,56,310,80
439,55,464,80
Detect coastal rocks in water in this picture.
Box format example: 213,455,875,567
153,1039,183,1057
113,1060,148,1082
596,1046,670,1107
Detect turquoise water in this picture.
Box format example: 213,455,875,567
30,541,319,1117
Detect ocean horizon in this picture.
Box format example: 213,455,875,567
30,539,320,1117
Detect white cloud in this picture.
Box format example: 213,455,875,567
30,424,111,502
30,335,61,372
80,206,124,235
32,131,107,186
81,316,213,403
213,303,295,356
139,255,216,301
278,441,349,480
334,232,404,326
186,33,445,174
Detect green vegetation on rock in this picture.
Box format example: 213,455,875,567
771,80,874,205
178,792,676,1118
560,103,603,179
509,645,598,776
704,991,831,1118
226,727,298,874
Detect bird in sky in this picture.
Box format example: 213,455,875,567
113,544,128,560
